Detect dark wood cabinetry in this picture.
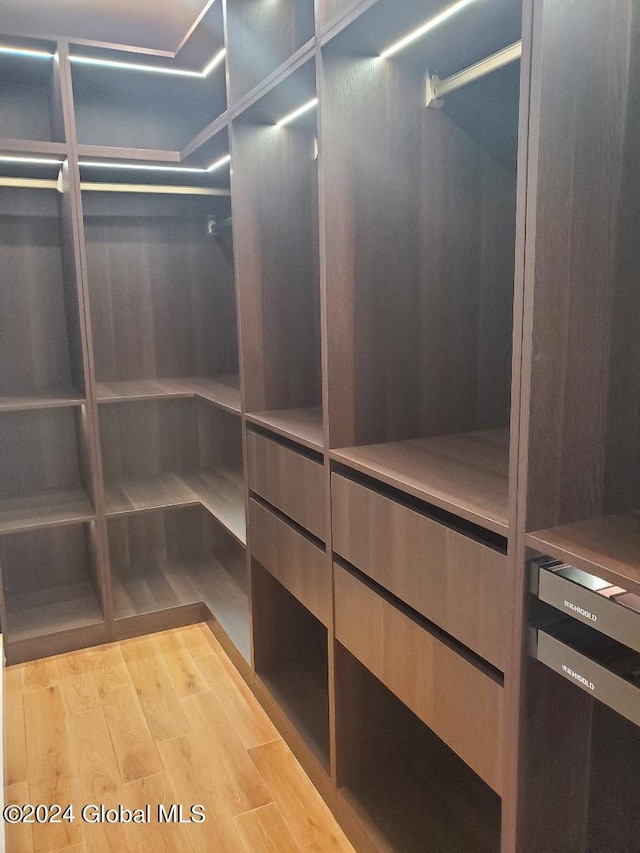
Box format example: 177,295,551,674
1,0,638,849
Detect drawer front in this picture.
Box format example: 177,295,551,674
334,565,504,794
535,630,640,727
248,431,326,540
536,565,640,653
249,498,330,625
332,474,510,671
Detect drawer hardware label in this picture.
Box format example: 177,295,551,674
561,664,595,691
563,600,597,622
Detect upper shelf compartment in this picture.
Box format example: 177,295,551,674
321,0,522,534
69,2,227,152
0,38,65,145
225,0,315,108
233,60,323,452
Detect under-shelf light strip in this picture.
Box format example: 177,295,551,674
276,98,318,127
78,157,231,173
0,44,226,78
380,0,480,59
0,155,63,165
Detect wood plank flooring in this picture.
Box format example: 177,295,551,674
4,624,355,852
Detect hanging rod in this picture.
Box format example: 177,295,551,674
426,40,522,107
0,177,230,196
207,215,233,236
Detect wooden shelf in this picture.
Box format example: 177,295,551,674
104,470,246,545
0,489,95,535
112,549,250,660
246,407,324,453
261,660,330,768
0,388,86,413
527,513,640,596
0,138,68,157
331,429,510,536
5,579,103,643
96,375,241,413
76,144,182,163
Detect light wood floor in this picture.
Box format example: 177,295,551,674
4,624,355,853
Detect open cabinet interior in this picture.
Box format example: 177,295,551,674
323,0,521,535
252,561,330,768
0,41,64,143
335,643,501,853
233,60,323,451
109,504,249,659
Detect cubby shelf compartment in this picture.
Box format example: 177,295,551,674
96,375,241,414
0,41,64,143
335,644,502,853
109,506,250,660
332,428,510,536
252,563,330,768
225,0,316,108
245,407,324,454
0,184,87,406
527,514,640,598
0,523,104,644
0,407,95,535
100,398,246,545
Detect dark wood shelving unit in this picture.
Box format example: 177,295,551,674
2,2,639,851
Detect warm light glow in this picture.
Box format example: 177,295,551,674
0,46,54,60
206,154,231,172
380,0,480,59
0,155,63,165
69,55,204,77
276,98,318,127
80,161,205,173
202,48,226,76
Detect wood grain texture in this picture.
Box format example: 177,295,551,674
248,430,326,540
334,565,504,793
249,498,331,626
332,473,510,670
331,428,510,535
245,408,324,453
101,683,163,782
96,375,241,414
234,803,301,853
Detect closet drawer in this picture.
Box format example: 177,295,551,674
248,431,326,540
331,473,510,671
334,564,504,794
249,498,330,626
533,561,640,653
534,628,640,728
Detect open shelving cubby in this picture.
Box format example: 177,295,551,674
0,38,64,145
69,2,226,154
0,159,87,411
0,522,104,646
109,505,250,660
335,642,501,852
225,0,316,108
233,59,324,453
252,561,330,768
99,397,246,546
80,154,240,414
322,0,522,535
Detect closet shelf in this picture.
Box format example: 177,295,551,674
0,489,96,535
0,388,86,412
76,144,182,163
0,138,68,157
330,429,510,536
113,548,250,660
104,470,246,545
5,579,104,643
527,513,640,596
96,375,241,414
246,407,324,453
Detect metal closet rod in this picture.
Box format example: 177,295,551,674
0,177,230,196
426,39,522,107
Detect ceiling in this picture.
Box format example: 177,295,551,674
0,0,213,54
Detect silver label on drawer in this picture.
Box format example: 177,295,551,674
563,600,598,622
561,664,595,691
